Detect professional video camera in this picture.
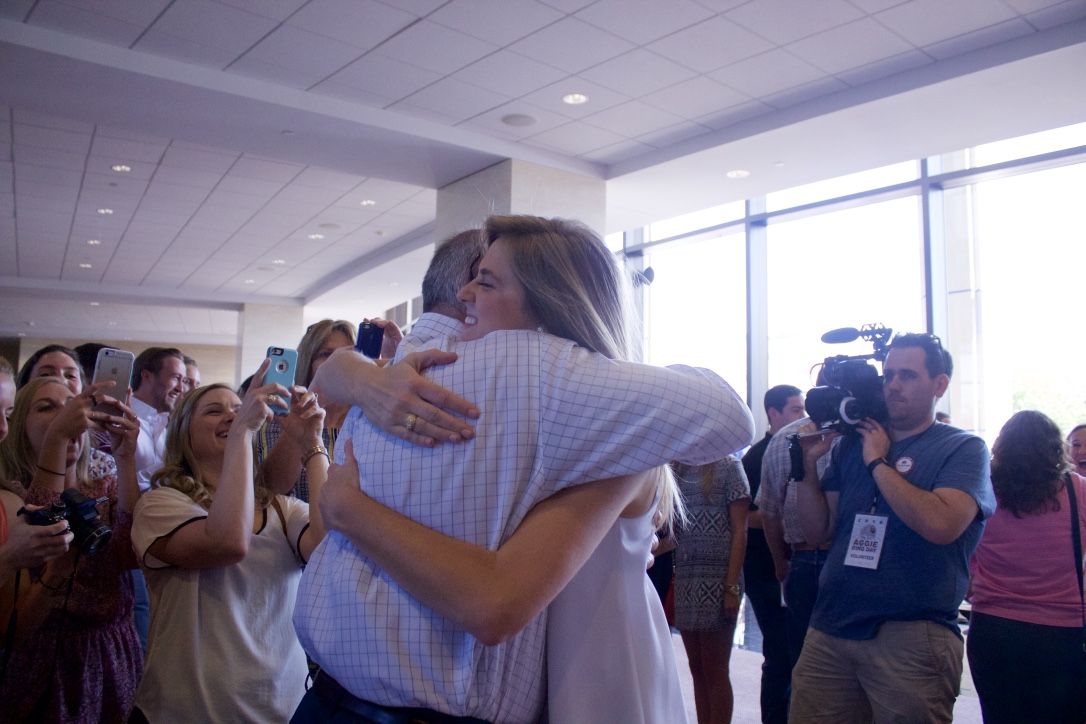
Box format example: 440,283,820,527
804,323,893,434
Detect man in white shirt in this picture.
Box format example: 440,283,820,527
131,347,186,482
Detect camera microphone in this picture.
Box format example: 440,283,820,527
821,327,861,344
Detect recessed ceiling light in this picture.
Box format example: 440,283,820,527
725,169,751,179
562,93,589,105
390,282,399,287
359,200,376,207
281,129,295,136
501,113,537,127
16,332,26,338
244,279,256,284
26,321,35,327
774,161,785,168
79,262,93,269
111,164,131,173
318,222,341,229
272,259,286,265
307,233,324,240
86,239,101,246
108,321,118,327
96,208,114,215
89,301,100,306
374,230,385,236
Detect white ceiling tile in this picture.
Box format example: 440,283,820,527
583,100,685,138
288,0,415,48
709,49,826,98
649,16,775,73
523,121,627,155
376,20,499,74
16,164,83,188
135,30,242,69
518,77,632,119
214,0,309,21
308,81,394,107
161,146,239,173
726,0,865,45
292,167,364,191
151,165,224,190
1025,0,1086,27
787,17,917,74
453,51,568,98
874,0,1019,46
230,157,304,182
28,0,159,46
233,25,368,88
14,125,91,154
11,109,93,133
87,156,157,179
576,0,713,45
318,53,442,103
695,99,775,130
144,181,216,203
538,0,596,10
835,48,933,86
580,49,698,97
147,0,280,56
846,0,910,12
429,0,564,44
82,172,150,197
458,100,571,140
923,18,1035,59
91,135,168,163
1000,0,1066,11
95,126,172,145
509,17,635,74
637,120,714,149
392,78,509,124
19,146,88,172
761,76,851,109
374,0,447,16
638,73,751,121
230,58,330,90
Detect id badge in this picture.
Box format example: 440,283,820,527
844,514,887,569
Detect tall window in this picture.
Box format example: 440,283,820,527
765,195,926,391
961,160,1086,441
644,229,747,387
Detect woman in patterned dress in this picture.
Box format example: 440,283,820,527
672,456,750,724
0,376,142,723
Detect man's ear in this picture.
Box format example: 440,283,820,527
933,373,950,399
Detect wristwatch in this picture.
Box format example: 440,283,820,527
724,583,741,597
866,457,889,475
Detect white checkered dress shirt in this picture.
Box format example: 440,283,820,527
295,323,754,723
755,416,835,545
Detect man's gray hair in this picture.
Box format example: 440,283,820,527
422,229,487,313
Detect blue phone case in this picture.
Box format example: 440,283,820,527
264,346,298,415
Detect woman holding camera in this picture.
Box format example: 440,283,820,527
130,362,328,723
0,376,142,723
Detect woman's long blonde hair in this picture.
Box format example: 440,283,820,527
296,319,356,387
151,383,272,510
485,214,681,527
0,377,90,497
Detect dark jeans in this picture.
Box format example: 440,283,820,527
131,569,150,654
743,530,790,724
782,549,827,671
967,611,1086,724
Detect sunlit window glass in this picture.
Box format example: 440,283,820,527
604,232,625,253
961,160,1086,441
644,229,746,386
766,196,925,390
766,161,919,212
648,202,745,242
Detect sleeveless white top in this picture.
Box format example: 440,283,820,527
546,497,688,723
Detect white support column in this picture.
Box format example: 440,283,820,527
236,303,305,383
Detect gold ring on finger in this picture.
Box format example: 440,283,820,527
405,413,418,432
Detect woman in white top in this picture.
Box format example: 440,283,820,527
130,362,328,723
318,215,750,722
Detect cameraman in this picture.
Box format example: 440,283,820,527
791,333,995,724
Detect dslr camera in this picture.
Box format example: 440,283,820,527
804,323,893,434
19,488,112,555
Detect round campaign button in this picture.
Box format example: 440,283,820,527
895,456,915,474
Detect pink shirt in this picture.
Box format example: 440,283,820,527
969,472,1086,627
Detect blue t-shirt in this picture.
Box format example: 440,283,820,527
812,422,995,640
